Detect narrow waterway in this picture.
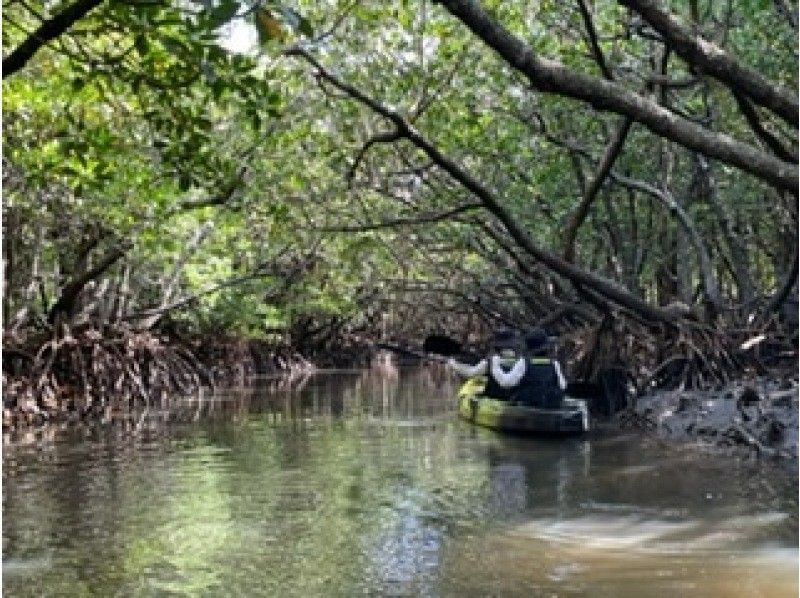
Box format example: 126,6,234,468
3,368,797,596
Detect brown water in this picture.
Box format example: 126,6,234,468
3,368,798,596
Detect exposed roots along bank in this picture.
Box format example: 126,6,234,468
2,326,314,429
3,308,796,430
560,314,796,396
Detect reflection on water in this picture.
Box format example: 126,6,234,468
3,368,798,596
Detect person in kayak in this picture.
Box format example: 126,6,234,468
513,328,566,408
447,328,526,400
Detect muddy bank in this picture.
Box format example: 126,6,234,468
619,379,799,462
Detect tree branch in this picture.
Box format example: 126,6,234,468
610,172,723,312
287,45,682,324
47,241,129,325
620,0,798,126
347,129,403,184
562,116,633,262
315,202,483,232
3,0,105,79
732,91,797,163
576,0,614,80
434,0,797,191
765,242,799,315
178,166,248,210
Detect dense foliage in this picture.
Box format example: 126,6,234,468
2,0,798,418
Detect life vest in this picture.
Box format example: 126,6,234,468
513,357,564,408
483,355,520,400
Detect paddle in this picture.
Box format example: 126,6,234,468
374,340,467,363
422,335,483,365
374,342,442,361
423,334,602,399
422,334,465,357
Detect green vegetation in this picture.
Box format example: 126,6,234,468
3,0,797,421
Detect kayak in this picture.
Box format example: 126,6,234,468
457,377,589,435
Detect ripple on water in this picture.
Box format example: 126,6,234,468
441,521,798,598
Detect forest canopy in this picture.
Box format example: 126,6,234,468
2,0,798,414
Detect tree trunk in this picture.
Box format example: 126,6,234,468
47,245,127,326
697,156,755,305
137,221,215,330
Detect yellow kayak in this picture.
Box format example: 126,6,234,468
457,377,589,435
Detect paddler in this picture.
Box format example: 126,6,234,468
512,328,566,408
447,328,526,401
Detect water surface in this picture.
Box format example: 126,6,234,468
3,368,797,596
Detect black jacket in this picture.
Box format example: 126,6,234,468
513,357,564,408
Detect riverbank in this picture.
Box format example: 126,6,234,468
5,335,798,469
619,378,799,463
2,330,321,432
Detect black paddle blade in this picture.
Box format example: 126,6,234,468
456,351,484,366
423,334,463,357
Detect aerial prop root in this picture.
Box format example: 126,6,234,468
2,326,215,429
562,313,784,394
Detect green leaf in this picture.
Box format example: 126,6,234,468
134,34,149,56
298,16,314,37
211,79,227,99
204,0,239,29
178,172,193,191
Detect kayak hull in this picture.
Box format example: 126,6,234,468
457,377,589,435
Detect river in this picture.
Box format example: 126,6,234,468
3,368,797,596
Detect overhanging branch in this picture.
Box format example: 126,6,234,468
434,0,797,191
3,0,105,79
619,0,798,126
287,45,681,324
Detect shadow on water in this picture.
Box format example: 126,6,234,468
3,367,797,596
